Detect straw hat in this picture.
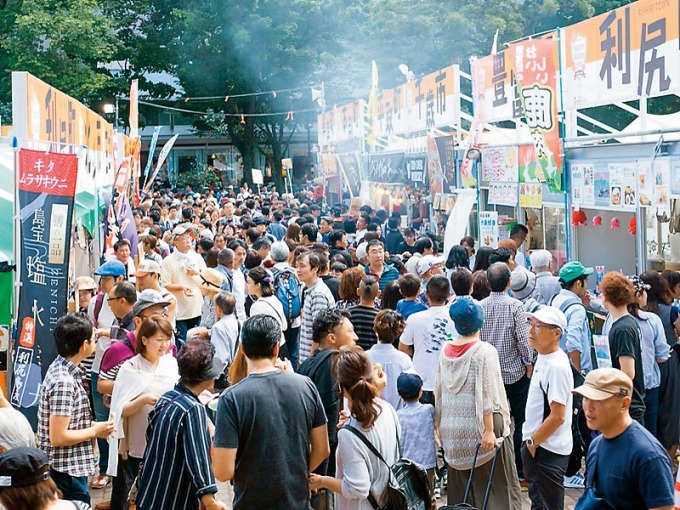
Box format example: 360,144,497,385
195,268,224,293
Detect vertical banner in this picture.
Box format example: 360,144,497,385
510,38,563,192
480,211,500,248
426,135,444,194
13,149,77,426
367,61,379,148
143,126,161,182
143,134,179,195
435,135,457,193
337,153,362,198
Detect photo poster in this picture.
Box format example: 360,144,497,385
519,182,542,208
608,164,623,207
637,161,653,207
593,165,610,207
592,335,612,369
489,182,519,206
479,211,499,248
570,162,595,207
654,158,670,214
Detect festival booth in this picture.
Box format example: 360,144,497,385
560,0,680,277
7,72,138,426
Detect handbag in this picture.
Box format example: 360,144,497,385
574,456,614,510
311,488,335,510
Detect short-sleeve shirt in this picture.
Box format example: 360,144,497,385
522,349,573,456
396,299,428,320
37,356,95,477
608,315,646,419
349,305,380,351
214,370,327,510
585,420,674,510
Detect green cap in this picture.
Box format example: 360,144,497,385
558,261,594,283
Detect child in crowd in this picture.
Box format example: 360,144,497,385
349,275,381,351
366,310,413,410
396,273,428,319
396,372,437,510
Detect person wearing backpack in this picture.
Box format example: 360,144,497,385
270,241,303,370
309,348,404,510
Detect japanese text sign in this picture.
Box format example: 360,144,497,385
317,99,366,147
563,0,680,109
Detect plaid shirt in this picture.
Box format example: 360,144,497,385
480,292,533,384
37,356,95,477
299,278,335,362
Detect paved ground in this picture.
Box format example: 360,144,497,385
90,477,582,509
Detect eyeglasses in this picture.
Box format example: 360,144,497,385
527,318,558,330
107,296,124,303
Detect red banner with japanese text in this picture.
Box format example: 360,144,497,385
12,149,78,426
509,38,563,192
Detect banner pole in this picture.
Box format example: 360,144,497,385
9,137,19,403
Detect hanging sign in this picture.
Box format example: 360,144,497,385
480,211,500,248
489,182,519,206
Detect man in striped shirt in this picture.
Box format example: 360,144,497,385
349,275,380,351
136,339,226,510
297,251,335,362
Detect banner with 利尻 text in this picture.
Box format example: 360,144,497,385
12,149,77,426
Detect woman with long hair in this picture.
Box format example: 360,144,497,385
108,316,179,510
247,266,288,347
380,280,401,311
472,246,495,273
640,270,680,455
309,347,398,509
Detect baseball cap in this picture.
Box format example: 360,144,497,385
417,255,445,276
448,296,484,336
133,289,171,317
132,260,161,276
173,223,194,238
0,447,50,487
627,275,651,293
74,276,97,291
93,260,127,278
510,268,537,301
253,216,269,225
558,261,594,283
528,306,567,331
356,242,368,261
397,371,423,399
573,368,633,400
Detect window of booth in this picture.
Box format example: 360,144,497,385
524,205,567,272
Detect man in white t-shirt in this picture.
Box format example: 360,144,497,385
522,306,573,510
399,275,457,405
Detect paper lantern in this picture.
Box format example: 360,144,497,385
572,209,587,226
628,216,636,235
611,217,620,229
593,215,602,226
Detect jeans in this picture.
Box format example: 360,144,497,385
521,444,569,510
506,375,531,478
644,386,660,437
111,455,142,510
175,316,201,348
90,372,109,475
284,326,300,370
50,470,90,504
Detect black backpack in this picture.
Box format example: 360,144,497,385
344,423,430,510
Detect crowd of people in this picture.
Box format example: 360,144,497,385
0,183,677,510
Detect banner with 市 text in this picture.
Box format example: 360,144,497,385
12,149,78,426
562,0,680,110
510,38,563,191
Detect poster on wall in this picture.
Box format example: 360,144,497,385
654,158,671,214
12,149,78,426
479,211,499,248
637,161,653,207
608,164,623,207
482,146,519,183
571,163,595,206
519,182,543,208
489,182,519,206
670,159,680,197
594,166,610,207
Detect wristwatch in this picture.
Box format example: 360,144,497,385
526,437,537,448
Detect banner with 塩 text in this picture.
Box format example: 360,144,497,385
562,0,680,110
12,149,78,426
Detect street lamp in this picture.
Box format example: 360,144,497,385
102,97,120,129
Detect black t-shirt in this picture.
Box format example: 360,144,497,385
397,241,416,254
320,275,341,302
608,315,645,418
214,370,327,510
329,248,353,268
298,349,340,446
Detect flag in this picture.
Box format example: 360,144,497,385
143,134,179,195
311,83,326,109
129,79,139,138
367,61,379,148
143,126,161,182
491,29,499,55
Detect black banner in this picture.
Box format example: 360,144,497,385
367,152,405,183
435,136,457,193
12,149,78,426
405,156,426,186
337,152,362,198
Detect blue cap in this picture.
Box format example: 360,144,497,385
93,260,126,278
397,371,423,399
448,296,484,336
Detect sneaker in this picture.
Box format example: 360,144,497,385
91,474,109,489
434,479,441,499
519,479,528,492
564,473,585,489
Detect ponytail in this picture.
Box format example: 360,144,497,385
334,347,381,429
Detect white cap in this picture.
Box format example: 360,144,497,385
417,255,445,276
356,242,368,261
529,306,567,331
